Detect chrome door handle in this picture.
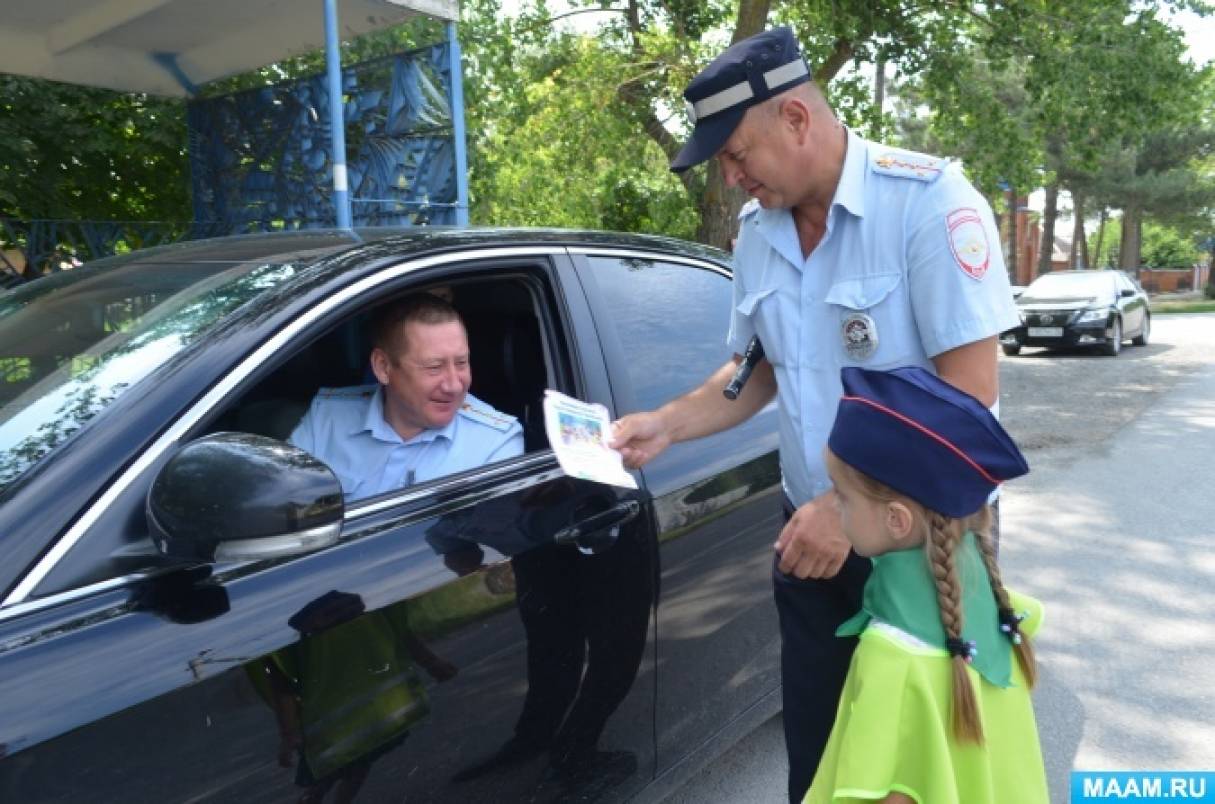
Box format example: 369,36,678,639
553,500,641,555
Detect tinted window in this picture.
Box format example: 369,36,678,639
586,257,733,411
0,258,309,492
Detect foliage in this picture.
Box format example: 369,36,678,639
3,0,1212,259
1141,222,1204,268
0,76,190,225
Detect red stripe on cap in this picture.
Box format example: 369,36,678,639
841,395,1001,485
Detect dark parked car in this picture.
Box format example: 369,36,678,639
0,229,782,803
999,269,1150,357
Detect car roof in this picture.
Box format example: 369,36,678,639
94,226,728,268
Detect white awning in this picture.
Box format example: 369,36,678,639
0,0,459,97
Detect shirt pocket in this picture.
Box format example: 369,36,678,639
735,288,795,369
822,272,917,369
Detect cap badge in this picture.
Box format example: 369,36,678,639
946,207,990,280
842,312,879,361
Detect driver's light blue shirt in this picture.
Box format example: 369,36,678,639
289,385,524,501
727,130,1019,507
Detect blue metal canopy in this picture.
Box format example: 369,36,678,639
0,0,467,234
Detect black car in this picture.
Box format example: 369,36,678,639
0,229,782,803
999,269,1151,357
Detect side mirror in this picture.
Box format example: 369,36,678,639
148,432,344,563
1120,288,1136,297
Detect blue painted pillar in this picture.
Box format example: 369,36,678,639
447,21,470,226
324,0,353,229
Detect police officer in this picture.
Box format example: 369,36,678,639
610,27,1019,802
290,293,523,501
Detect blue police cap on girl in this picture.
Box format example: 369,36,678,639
827,367,1029,517
670,26,812,173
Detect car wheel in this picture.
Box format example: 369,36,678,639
1132,315,1150,346
1001,344,1021,356
1102,317,1122,356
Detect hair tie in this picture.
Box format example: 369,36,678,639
998,607,1027,646
946,637,978,664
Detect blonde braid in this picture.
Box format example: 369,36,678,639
927,511,984,744
972,518,1038,687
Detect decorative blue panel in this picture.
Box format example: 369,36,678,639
187,44,459,233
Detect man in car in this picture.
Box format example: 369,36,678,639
610,27,1018,802
290,293,524,501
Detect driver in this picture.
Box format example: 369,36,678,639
289,293,523,501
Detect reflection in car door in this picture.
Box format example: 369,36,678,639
0,461,656,804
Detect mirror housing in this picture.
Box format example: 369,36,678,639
148,432,344,563
1120,288,1136,297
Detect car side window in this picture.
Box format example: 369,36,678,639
28,271,564,599
217,275,555,498
581,254,779,497
584,257,733,412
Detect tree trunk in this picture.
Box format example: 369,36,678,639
1038,182,1059,275
1092,208,1108,270
1119,207,1143,275
695,159,748,249
1071,191,1088,269
1006,188,1017,284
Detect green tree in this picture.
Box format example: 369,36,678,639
1141,221,1202,268
0,77,189,223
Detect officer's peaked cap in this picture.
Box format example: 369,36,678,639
670,26,813,173
827,367,1029,518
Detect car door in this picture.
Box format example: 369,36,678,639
1115,273,1145,334
0,250,658,803
570,249,783,779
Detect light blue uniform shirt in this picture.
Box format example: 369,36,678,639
289,385,524,502
727,130,1019,507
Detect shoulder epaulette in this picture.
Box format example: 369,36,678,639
738,198,760,220
459,398,518,432
870,148,949,182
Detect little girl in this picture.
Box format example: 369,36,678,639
804,366,1048,804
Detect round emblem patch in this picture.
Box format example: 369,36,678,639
946,207,990,280
842,313,879,361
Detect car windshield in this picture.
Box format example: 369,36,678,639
0,254,307,493
1023,272,1114,299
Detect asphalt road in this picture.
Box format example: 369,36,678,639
666,313,1215,804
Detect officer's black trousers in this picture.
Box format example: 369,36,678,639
775,497,871,804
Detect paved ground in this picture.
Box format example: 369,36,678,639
667,313,1215,803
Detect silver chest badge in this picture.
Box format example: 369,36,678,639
842,312,879,361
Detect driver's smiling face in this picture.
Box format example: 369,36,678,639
376,319,471,439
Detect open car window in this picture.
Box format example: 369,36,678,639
28,264,570,600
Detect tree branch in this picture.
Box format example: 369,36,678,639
815,38,855,85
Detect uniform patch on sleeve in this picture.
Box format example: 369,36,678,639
946,207,990,280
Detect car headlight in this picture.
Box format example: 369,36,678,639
1017,309,1027,325
1076,308,1108,323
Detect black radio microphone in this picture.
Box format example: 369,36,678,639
723,335,764,400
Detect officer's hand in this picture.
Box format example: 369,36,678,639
774,492,852,579
609,412,672,469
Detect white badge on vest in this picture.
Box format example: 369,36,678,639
842,312,879,361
